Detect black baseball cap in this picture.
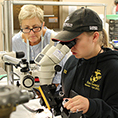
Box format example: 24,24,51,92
52,7,103,42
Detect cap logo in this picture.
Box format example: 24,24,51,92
63,22,73,27
89,26,98,30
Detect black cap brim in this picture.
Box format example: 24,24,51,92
52,30,83,42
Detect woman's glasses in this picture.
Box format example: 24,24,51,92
21,24,43,33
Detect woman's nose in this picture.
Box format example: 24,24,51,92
29,29,35,34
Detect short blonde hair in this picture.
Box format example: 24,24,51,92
99,29,109,47
86,29,109,48
18,5,44,25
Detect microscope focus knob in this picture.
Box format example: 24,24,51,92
54,65,62,72
22,75,34,88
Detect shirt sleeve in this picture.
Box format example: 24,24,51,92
85,96,118,118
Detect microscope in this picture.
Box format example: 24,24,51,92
0,51,36,90
34,40,76,85
34,40,83,118
0,51,45,118
0,39,80,118
0,41,71,90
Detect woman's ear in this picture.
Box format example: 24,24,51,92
43,21,45,26
42,21,47,36
93,32,99,42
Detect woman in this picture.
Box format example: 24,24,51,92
52,7,118,118
12,5,66,86
12,5,56,60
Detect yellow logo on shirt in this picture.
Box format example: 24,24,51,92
64,69,67,74
85,69,102,91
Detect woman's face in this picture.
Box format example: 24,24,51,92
71,32,99,59
21,17,43,46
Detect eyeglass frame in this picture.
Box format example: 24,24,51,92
20,24,43,33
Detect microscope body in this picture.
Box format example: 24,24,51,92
34,43,70,85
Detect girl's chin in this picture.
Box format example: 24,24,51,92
74,55,78,58
73,54,80,59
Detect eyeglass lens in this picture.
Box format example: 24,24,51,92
21,24,42,33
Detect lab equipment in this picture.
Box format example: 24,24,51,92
0,85,34,118
0,40,76,118
34,41,76,85
38,84,83,118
